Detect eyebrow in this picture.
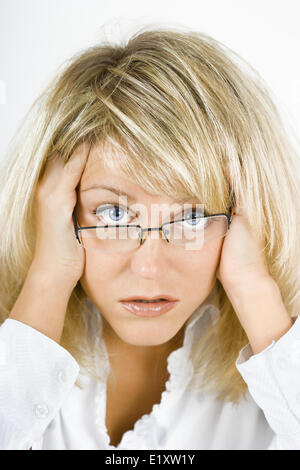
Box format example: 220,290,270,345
80,184,135,201
80,184,192,204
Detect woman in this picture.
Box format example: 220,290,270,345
0,26,300,450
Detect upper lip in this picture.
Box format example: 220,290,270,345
120,295,179,302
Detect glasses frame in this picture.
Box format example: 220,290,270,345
72,200,235,250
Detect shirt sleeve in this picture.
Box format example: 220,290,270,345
0,318,80,450
235,315,300,450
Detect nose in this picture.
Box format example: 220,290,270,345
130,229,169,279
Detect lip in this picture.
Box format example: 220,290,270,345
119,300,179,318
119,295,179,302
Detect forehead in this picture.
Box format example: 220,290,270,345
79,142,120,183
79,142,197,205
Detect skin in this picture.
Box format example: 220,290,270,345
78,144,297,448
76,143,225,371
77,141,293,371
216,201,294,355
19,140,295,449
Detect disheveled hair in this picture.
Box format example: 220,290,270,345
1,24,300,403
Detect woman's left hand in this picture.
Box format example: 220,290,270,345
216,202,294,355
216,202,272,292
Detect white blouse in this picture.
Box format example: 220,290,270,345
0,292,300,450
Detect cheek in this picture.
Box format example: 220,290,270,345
81,250,123,282
178,240,223,301
180,239,223,278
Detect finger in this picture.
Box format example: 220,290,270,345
38,151,62,180
64,141,91,170
62,141,91,190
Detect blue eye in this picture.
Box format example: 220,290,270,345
182,208,206,225
92,204,209,226
92,204,133,224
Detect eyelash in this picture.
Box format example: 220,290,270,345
92,204,134,222
91,204,208,222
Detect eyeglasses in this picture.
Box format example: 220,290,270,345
72,201,234,253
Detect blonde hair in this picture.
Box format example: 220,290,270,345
1,25,300,403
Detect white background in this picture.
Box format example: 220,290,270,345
0,0,299,162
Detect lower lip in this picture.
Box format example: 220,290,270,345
119,300,178,317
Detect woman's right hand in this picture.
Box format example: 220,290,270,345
32,141,91,289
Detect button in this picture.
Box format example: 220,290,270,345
33,403,49,419
56,369,66,383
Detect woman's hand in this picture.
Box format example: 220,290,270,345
32,141,91,289
9,142,92,345
216,202,271,291
216,202,293,355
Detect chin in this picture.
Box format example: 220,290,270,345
110,319,183,348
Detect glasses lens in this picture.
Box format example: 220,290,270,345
163,215,228,251
77,216,228,252
79,225,140,252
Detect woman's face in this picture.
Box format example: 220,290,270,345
77,143,224,357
